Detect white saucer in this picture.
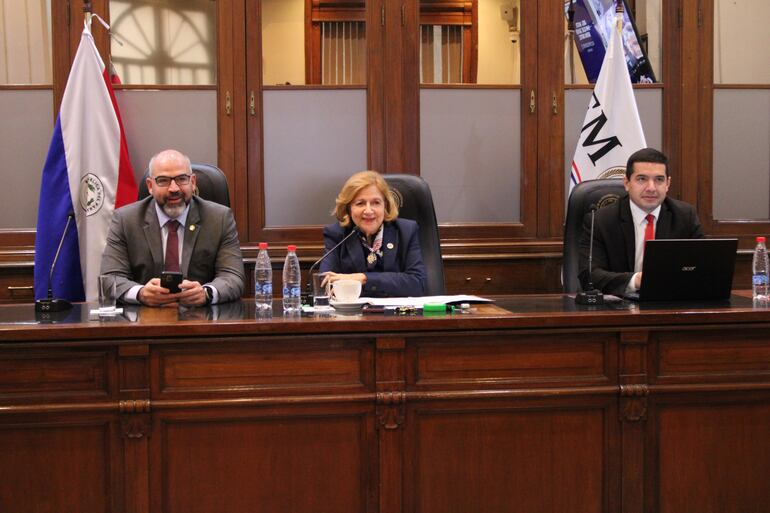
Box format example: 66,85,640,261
330,299,367,314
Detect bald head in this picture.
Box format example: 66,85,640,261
148,149,191,177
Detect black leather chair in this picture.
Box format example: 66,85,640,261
138,163,231,207
562,179,626,293
384,174,445,296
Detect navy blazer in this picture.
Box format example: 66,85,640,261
320,218,427,297
578,195,704,296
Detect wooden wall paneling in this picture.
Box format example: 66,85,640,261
662,1,684,202
150,337,375,399
685,0,709,230
468,0,478,84
367,0,386,172
537,0,565,238
376,337,406,513
403,398,614,513
305,0,321,84
691,0,769,243
0,347,114,401
2,300,770,510
150,405,376,513
0,345,122,512
406,331,616,389
0,415,122,513
228,0,249,244
402,0,420,173
645,325,770,513
442,255,562,294
0,265,34,303
619,330,650,513
383,0,419,173
245,0,265,244
401,330,620,513
118,344,151,513
216,0,241,233
519,0,539,239
51,0,72,114
648,395,770,513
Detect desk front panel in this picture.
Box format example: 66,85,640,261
0,297,768,513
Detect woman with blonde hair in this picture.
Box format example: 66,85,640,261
320,171,426,297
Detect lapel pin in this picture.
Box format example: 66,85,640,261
386,242,394,250
189,225,196,232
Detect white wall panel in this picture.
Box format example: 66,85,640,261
420,88,521,223
115,90,217,184
263,89,367,227
0,90,53,228
713,89,770,220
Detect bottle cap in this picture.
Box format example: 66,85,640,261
287,244,297,252
757,237,766,243
259,242,268,250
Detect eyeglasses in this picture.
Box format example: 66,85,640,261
152,174,192,187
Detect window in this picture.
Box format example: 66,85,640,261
109,0,216,85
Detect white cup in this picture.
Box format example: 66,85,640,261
331,279,362,302
98,274,117,314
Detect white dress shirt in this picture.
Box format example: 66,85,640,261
625,201,661,294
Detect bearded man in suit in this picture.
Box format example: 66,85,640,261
100,149,244,306
578,147,704,297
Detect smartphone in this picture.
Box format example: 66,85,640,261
160,272,183,293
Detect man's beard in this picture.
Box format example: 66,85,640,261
161,194,188,218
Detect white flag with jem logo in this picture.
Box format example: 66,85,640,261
569,10,646,195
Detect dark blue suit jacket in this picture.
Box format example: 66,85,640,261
320,218,427,297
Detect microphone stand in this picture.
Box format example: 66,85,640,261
575,205,604,305
36,213,75,313
302,227,359,305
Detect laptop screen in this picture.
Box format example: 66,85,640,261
638,239,738,301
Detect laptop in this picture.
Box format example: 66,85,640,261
632,239,738,301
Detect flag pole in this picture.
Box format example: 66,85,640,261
83,1,93,27
615,0,624,31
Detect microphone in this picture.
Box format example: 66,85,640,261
303,226,359,303
575,204,604,305
36,212,75,313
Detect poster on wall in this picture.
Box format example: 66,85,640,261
566,0,656,84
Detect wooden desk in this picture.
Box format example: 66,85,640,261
1,296,769,513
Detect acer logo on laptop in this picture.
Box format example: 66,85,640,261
681,266,696,271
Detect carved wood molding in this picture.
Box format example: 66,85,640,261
619,384,649,422
121,414,151,440
120,399,152,439
620,331,649,345
119,399,151,414
376,391,405,430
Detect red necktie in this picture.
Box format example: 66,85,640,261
643,214,655,252
164,220,180,272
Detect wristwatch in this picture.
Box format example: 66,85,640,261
203,285,213,305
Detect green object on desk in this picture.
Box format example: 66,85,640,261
423,303,453,315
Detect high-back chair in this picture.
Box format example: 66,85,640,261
138,163,231,207
562,179,626,293
383,174,445,296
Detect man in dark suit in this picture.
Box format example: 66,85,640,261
578,148,704,297
100,149,245,306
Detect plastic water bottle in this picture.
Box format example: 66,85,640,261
282,245,302,315
254,242,272,311
752,236,769,301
